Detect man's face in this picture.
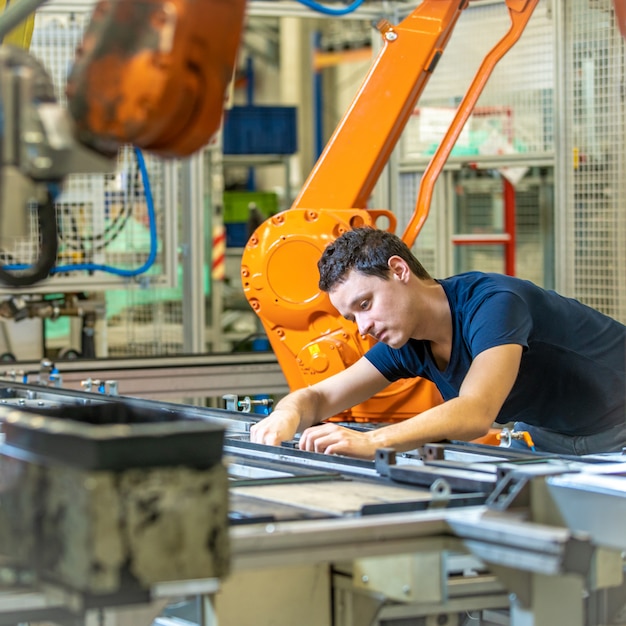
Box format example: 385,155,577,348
329,268,416,349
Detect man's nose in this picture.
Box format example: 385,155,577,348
356,315,372,337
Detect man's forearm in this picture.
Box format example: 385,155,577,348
273,387,324,432
369,396,495,452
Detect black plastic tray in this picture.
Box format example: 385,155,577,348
0,400,225,471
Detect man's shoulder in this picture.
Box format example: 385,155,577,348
441,271,518,288
440,271,519,301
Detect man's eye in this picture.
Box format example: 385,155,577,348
359,300,369,310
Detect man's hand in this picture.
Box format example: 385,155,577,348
299,423,377,460
249,410,300,446
248,358,390,454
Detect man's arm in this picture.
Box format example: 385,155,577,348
299,344,523,458
249,356,390,446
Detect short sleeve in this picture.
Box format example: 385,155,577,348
466,290,532,357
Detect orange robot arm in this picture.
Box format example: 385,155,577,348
615,0,626,39
66,0,246,159
242,0,539,423
62,0,539,424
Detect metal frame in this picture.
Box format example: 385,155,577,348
181,154,207,354
552,0,570,295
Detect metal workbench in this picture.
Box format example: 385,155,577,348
0,382,623,626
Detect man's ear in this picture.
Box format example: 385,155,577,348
388,255,411,282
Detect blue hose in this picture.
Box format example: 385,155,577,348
294,0,366,17
50,147,158,277
4,147,158,279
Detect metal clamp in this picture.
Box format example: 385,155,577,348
222,393,273,413
80,378,118,395
497,427,536,451
38,359,62,388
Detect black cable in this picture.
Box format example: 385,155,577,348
0,190,58,286
57,153,138,252
0,48,58,286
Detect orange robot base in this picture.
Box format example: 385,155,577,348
241,207,443,423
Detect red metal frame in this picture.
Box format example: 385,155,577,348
451,176,517,277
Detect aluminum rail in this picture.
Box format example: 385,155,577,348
230,508,458,571
2,353,289,399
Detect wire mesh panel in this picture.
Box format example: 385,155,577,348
53,148,163,280
450,168,553,285
398,171,439,274
514,168,554,287
4,8,185,359
396,1,555,284
563,0,626,321
401,0,555,160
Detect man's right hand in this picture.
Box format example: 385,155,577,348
249,410,301,446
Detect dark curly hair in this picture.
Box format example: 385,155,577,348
318,227,431,292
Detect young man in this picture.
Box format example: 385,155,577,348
250,227,626,458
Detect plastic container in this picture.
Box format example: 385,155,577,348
223,190,279,223
222,105,298,154
225,222,249,248
223,190,279,247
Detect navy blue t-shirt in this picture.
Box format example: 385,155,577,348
365,272,626,435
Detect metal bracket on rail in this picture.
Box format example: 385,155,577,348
80,378,119,396
222,393,273,414
375,448,455,505
374,447,488,511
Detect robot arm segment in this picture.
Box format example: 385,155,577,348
402,0,539,247
292,0,469,212
65,0,247,159
243,0,541,422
